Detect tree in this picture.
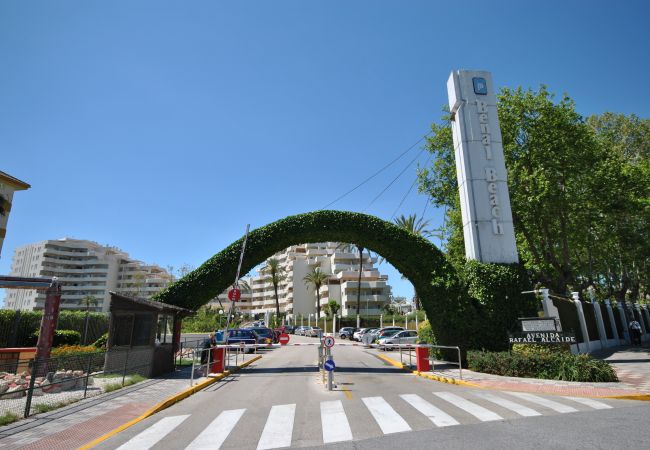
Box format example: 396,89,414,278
262,258,285,319
326,299,340,318
418,85,650,297
303,267,329,317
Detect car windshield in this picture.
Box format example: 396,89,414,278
381,329,401,337
229,330,253,338
250,328,273,337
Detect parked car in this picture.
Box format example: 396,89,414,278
296,326,310,336
247,327,274,345
283,325,296,334
225,329,258,353
378,330,418,350
357,327,378,343
338,327,357,339
376,326,405,339
307,327,322,337
353,328,369,341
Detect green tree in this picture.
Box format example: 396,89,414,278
262,258,285,319
418,86,650,297
326,299,340,318
303,267,329,317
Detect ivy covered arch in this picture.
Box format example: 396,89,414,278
156,210,533,350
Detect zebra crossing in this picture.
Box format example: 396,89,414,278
115,391,613,449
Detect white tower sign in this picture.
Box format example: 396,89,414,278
447,70,518,263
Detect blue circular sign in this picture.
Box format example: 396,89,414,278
324,359,336,372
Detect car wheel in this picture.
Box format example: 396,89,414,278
341,335,346,339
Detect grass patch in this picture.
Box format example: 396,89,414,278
0,411,19,426
102,374,147,393
32,398,80,415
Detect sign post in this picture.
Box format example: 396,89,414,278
225,224,250,342
324,349,335,391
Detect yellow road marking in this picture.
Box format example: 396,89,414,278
342,387,353,399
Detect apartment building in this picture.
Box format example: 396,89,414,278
213,242,391,319
4,238,173,312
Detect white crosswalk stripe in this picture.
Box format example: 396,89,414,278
433,392,503,422
257,403,296,450
321,400,353,443
185,408,246,450
114,391,621,450
506,392,578,413
400,394,459,427
117,415,189,450
562,396,612,410
362,396,412,434
473,392,541,417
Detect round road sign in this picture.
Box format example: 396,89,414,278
323,336,335,348
228,288,241,301
324,359,336,371
279,333,290,345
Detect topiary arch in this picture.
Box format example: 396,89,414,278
155,210,534,351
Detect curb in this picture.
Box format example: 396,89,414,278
375,353,481,388
376,353,650,401
78,355,262,450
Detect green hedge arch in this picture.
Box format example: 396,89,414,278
156,210,455,319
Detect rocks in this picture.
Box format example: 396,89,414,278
1,386,25,399
0,381,9,394
0,369,93,397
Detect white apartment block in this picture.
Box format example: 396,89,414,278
4,238,173,312
211,242,391,318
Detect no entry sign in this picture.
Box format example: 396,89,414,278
279,333,290,345
323,336,335,348
228,288,241,301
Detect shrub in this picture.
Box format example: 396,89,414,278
93,332,108,348
467,349,618,382
51,345,102,357
27,329,82,347
0,411,19,426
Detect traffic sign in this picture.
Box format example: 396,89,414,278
324,359,336,371
279,333,290,345
323,336,335,348
228,288,241,301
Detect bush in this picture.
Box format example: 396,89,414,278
93,332,108,348
468,349,618,382
51,345,102,357
27,329,82,347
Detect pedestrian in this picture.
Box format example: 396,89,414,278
629,319,642,346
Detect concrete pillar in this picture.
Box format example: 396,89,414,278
380,314,383,328
405,316,409,330
604,299,619,345
333,315,336,335
617,302,631,344
572,292,590,353
588,289,607,348
540,289,562,330
356,314,360,328
392,317,395,327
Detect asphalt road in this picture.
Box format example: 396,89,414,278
97,335,650,449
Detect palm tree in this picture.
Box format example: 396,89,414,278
303,267,329,317
393,214,437,310
263,258,285,319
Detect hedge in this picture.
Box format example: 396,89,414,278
155,210,535,353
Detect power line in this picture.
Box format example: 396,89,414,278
363,147,427,213
320,132,431,210
390,152,434,220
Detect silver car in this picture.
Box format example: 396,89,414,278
378,330,418,350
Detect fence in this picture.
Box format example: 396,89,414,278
0,348,151,422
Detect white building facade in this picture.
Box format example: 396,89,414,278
4,238,173,312
212,242,391,319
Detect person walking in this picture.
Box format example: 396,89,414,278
629,319,642,346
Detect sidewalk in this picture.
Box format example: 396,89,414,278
381,344,650,399
0,351,260,450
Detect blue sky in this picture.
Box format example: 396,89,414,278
2,0,649,305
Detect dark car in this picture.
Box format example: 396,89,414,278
339,327,357,339
248,327,274,345
283,325,296,334
225,329,258,353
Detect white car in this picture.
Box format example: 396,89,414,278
307,327,322,337
352,328,368,341
297,326,310,336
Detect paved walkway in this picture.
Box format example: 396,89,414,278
412,344,650,398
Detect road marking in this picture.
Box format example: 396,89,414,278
562,396,612,410
433,392,503,422
185,409,245,450
342,387,353,400
257,404,296,450
400,394,459,427
320,400,353,443
361,396,412,434
116,415,189,450
506,392,578,413
473,392,541,417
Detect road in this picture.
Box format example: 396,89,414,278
97,335,650,449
